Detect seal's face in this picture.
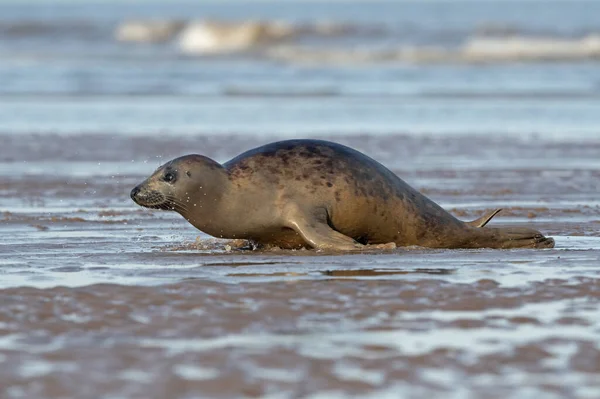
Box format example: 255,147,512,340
130,163,185,211
130,154,227,219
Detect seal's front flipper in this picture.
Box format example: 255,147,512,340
283,206,363,251
467,208,502,228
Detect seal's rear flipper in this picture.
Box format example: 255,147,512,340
475,226,555,249
467,208,502,228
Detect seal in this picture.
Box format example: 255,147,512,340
130,139,555,250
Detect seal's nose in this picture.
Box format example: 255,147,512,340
130,186,141,201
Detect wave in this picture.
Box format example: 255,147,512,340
266,35,600,64
178,20,297,54
178,20,376,54
5,18,600,64
462,35,600,62
115,20,186,43
114,19,378,53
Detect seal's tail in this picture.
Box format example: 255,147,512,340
474,226,555,249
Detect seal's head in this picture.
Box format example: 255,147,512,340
130,154,227,217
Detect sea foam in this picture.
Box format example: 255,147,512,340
267,34,600,64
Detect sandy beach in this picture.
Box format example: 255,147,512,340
2,132,599,398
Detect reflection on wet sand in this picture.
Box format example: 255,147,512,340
227,272,307,277
0,279,598,398
227,268,454,278
323,268,455,277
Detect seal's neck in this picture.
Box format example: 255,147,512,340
176,165,233,237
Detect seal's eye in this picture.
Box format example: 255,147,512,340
163,172,176,183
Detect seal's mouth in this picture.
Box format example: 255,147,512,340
130,186,172,210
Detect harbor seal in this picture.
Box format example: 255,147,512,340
130,139,555,250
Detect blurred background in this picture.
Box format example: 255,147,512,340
1,0,599,138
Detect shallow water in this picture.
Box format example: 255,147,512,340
1,0,600,136
1,133,599,398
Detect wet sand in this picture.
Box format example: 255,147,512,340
1,133,599,398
